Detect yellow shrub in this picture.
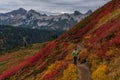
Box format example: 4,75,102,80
59,64,78,80
92,64,108,80
87,53,101,71
41,61,61,78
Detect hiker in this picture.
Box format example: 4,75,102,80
73,48,79,65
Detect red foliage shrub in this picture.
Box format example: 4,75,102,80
89,16,120,45
89,37,97,44
112,0,120,8
72,22,95,39
96,32,120,59
60,42,69,51
109,33,120,46
97,1,113,18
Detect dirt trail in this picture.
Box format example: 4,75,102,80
77,62,91,80
75,43,91,80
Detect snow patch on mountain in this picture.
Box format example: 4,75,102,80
0,8,92,30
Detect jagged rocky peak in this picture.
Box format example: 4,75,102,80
86,10,92,14
10,8,27,15
28,9,38,13
28,9,47,16
74,10,82,15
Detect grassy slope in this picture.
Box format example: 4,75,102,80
0,0,120,80
0,42,46,76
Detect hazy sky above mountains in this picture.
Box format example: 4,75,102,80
0,0,111,15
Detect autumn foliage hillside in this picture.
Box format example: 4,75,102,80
0,0,120,80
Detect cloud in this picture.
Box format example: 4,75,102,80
0,0,111,14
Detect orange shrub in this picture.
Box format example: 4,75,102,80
59,64,78,80
40,60,67,80
92,64,108,80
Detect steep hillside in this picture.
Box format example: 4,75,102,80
0,0,120,80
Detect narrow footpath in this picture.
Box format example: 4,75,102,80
75,43,92,80
77,62,91,80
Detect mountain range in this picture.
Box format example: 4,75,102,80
0,0,120,80
0,8,92,30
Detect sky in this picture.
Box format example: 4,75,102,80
0,0,111,15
